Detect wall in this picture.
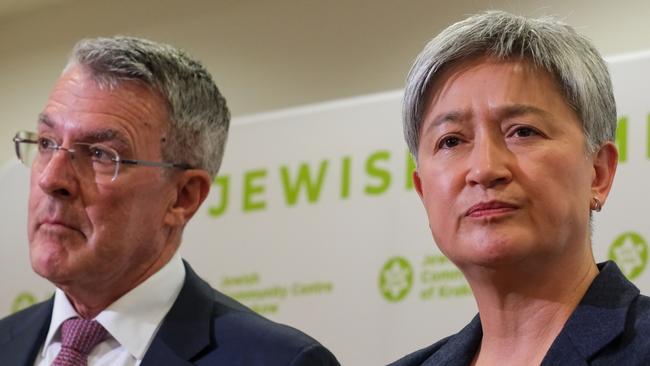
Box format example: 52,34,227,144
1,1,650,364
1,0,650,164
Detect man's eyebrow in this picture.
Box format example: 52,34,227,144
38,113,54,128
78,129,130,149
37,113,130,148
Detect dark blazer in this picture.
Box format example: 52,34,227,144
389,261,650,365
0,262,340,366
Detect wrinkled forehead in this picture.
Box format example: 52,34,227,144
421,55,572,119
38,65,170,151
417,55,585,145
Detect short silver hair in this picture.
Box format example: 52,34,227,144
403,11,616,160
67,36,230,179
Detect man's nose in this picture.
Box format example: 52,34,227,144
36,148,80,199
465,133,513,189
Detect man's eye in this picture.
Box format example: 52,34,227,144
37,138,56,150
438,136,461,149
89,146,115,163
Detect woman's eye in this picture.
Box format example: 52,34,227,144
512,127,538,137
438,136,461,149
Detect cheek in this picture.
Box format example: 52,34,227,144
83,204,141,266
420,162,462,207
418,165,463,241
86,186,169,243
522,153,592,225
27,176,44,240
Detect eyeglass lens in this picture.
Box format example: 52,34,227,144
15,132,120,184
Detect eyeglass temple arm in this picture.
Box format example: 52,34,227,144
13,137,38,143
119,159,192,170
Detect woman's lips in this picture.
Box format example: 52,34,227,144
465,201,519,218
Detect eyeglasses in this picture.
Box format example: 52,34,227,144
13,131,192,184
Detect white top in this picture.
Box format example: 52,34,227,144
34,253,186,366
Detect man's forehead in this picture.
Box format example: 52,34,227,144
42,65,168,137
54,67,137,101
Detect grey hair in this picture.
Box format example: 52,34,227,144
403,10,616,160
66,36,230,179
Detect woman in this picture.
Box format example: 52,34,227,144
391,11,650,365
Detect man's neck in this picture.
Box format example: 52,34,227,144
60,247,178,319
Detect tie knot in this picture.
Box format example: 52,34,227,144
60,318,108,355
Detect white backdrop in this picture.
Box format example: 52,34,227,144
1,51,649,365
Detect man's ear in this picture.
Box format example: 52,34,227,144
591,142,618,205
164,170,211,228
413,170,424,199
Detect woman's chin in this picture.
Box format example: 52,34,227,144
451,236,539,270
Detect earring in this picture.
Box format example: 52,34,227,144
591,197,602,212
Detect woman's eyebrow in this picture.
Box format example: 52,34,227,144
424,110,468,135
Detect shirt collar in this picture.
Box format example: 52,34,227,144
42,253,186,360
41,287,80,354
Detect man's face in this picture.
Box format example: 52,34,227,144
414,57,597,269
28,65,178,291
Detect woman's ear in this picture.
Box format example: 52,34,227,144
164,170,212,228
591,142,619,206
413,170,424,199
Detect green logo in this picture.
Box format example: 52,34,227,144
11,292,37,313
379,256,413,302
609,231,648,280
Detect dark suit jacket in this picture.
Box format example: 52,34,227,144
0,262,340,366
389,261,650,365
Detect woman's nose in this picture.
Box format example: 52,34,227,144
465,134,513,189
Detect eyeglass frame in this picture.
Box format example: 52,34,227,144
13,131,193,183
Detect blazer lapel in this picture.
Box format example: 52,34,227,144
141,261,215,366
542,261,638,364
422,315,482,366
0,299,52,366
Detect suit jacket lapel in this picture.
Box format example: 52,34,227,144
542,261,638,364
141,261,214,366
0,298,52,366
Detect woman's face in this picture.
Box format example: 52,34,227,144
414,57,614,269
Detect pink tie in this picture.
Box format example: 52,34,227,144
52,318,108,366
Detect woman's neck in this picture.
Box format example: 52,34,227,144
464,253,599,366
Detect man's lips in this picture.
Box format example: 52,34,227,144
38,218,81,233
465,201,519,218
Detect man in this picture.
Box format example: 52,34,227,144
0,36,339,365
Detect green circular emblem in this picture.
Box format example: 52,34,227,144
609,231,648,280
379,256,413,302
11,292,37,313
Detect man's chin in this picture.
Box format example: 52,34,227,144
29,244,73,283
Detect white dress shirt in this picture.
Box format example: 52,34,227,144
34,253,186,366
